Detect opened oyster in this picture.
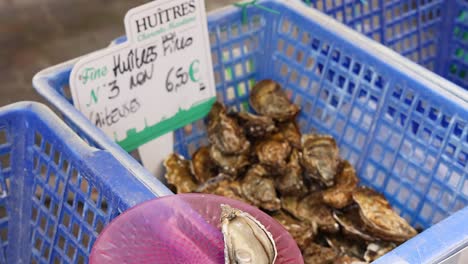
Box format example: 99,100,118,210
301,134,340,187
221,205,277,264
163,154,198,193
241,165,281,211
322,161,358,209
250,80,300,122
353,187,417,242
207,102,250,155
275,149,308,197
191,146,217,183
233,112,277,138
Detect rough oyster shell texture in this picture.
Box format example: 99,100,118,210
163,79,418,263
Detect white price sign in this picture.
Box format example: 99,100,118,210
70,0,215,152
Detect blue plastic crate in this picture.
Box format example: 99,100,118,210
34,0,467,262
303,0,468,90
0,102,171,264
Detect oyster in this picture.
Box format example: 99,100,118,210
335,255,367,264
163,154,198,193
353,187,417,242
303,242,338,264
196,174,246,203
272,210,316,250
282,193,339,234
301,134,340,187
275,149,308,197
333,208,376,242
233,112,276,138
191,146,217,183
241,165,281,211
210,145,250,177
207,102,250,155
324,235,366,259
278,120,302,149
322,161,358,209
255,138,292,172
250,80,300,122
364,242,396,263
221,204,277,264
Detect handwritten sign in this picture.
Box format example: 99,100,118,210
70,0,215,152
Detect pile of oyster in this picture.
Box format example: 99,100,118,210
164,80,418,263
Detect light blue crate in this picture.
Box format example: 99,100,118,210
0,102,170,264
34,0,468,262
303,0,468,90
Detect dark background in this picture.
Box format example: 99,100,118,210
0,0,235,106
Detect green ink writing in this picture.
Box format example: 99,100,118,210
81,66,108,85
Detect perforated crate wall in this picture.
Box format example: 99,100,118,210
0,103,157,264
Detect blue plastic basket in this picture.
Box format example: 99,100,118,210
0,102,171,264
34,0,468,263
303,0,468,90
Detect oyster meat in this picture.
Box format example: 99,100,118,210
250,80,300,122
163,154,198,193
272,210,316,250
207,102,250,155
221,204,277,264
303,242,338,264
241,165,281,211
210,145,250,177
322,161,358,209
301,134,340,187
353,187,417,242
255,138,292,172
275,149,308,197
233,112,277,138
191,146,217,184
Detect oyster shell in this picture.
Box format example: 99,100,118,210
282,193,339,234
353,187,417,242
163,154,198,193
335,255,367,264
233,112,277,138
275,149,308,197
250,80,300,122
255,138,292,173
241,165,281,211
277,120,302,149
191,146,217,184
363,242,396,263
272,210,316,250
333,208,376,242
324,235,366,260
221,204,277,264
301,134,340,187
207,102,250,155
322,161,358,209
303,242,338,264
210,145,250,177
196,174,246,203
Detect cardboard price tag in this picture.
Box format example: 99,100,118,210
70,0,215,152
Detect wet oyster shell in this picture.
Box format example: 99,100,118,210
303,242,338,264
322,161,358,209
207,102,250,155
353,187,417,242
272,210,316,250
301,134,340,187
324,234,366,260
196,174,247,203
255,138,292,173
278,120,302,149
210,145,250,177
221,205,277,264
275,149,308,197
241,165,281,211
333,209,376,242
364,242,396,263
250,80,300,122
335,255,367,264
282,193,339,234
163,154,198,193
191,146,217,184
232,112,277,138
